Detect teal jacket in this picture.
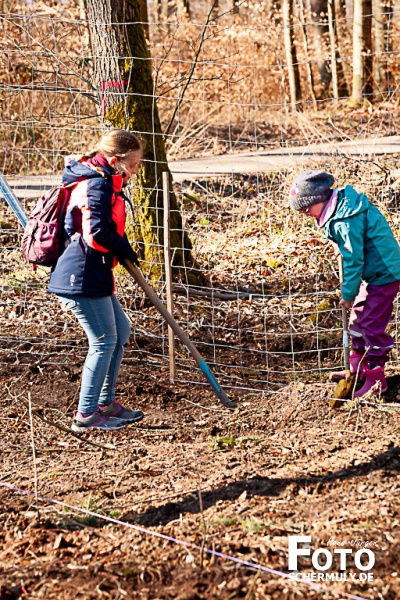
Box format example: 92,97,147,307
323,185,400,301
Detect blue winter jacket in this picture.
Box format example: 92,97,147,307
48,159,137,297
323,185,400,301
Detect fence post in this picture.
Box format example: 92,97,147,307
162,172,176,381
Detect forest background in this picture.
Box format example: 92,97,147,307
0,1,400,599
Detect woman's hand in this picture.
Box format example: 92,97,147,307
339,298,352,310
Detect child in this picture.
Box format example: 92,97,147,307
289,169,400,397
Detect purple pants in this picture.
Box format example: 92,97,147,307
349,280,400,366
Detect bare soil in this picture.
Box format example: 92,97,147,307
1,358,399,600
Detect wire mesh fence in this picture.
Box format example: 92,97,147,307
2,0,400,394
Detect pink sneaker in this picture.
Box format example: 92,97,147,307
353,366,388,398
330,352,367,382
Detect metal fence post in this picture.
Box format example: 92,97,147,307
162,172,176,381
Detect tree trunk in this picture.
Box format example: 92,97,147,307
363,0,373,99
161,0,169,18
84,0,199,283
283,0,302,110
153,0,161,20
140,0,149,39
327,0,348,99
177,0,191,20
327,0,338,100
297,0,317,108
211,0,219,20
231,0,240,16
344,0,353,31
350,0,363,106
373,0,391,96
310,0,331,96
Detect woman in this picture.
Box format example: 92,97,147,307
49,129,144,431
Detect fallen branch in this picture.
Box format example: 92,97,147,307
172,285,264,300
6,386,116,452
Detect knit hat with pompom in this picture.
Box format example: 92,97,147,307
289,170,334,210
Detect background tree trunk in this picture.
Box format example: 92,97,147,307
161,0,169,18
326,0,349,98
153,0,161,20
140,0,149,39
310,0,331,96
344,0,353,31
177,0,191,19
327,0,338,99
297,0,317,109
350,0,363,106
283,0,302,110
84,0,199,283
373,0,391,96
211,0,219,20
231,0,240,16
363,0,373,99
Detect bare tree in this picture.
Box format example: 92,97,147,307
363,0,373,98
373,0,392,96
309,0,348,98
211,0,219,20
283,0,302,110
327,0,338,99
231,0,240,15
140,0,149,38
350,0,363,105
83,0,198,282
327,0,349,99
297,0,317,108
310,0,331,94
161,0,169,18
350,0,373,106
343,0,353,31
177,0,191,19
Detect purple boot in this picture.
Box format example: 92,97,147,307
330,352,367,382
353,366,388,398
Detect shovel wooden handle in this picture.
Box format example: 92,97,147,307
329,255,354,408
339,255,351,381
341,303,351,382
124,260,237,409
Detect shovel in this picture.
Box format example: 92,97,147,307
124,259,237,409
329,255,353,408
0,174,236,409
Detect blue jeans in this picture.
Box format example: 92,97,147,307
57,294,131,415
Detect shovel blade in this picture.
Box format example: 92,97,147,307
329,378,353,409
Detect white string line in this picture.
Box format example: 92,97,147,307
0,482,369,600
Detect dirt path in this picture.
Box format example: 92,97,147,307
169,135,400,181
4,135,400,197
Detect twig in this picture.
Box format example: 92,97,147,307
6,386,116,452
183,396,226,412
164,1,218,137
244,569,262,600
198,485,207,570
28,392,40,520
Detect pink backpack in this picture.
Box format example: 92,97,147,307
21,182,76,267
